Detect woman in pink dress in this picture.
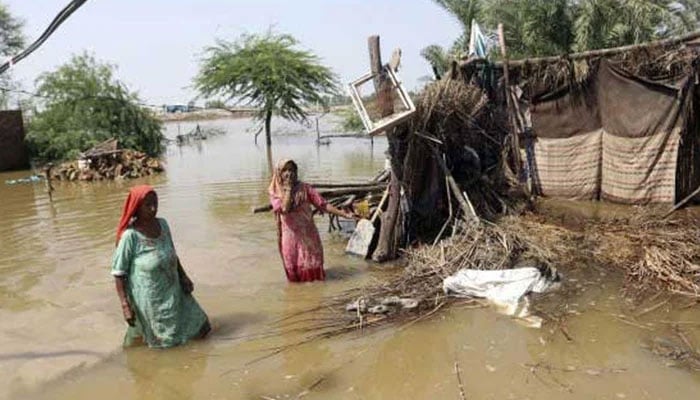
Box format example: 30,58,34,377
269,159,356,282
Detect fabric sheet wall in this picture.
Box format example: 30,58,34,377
529,60,684,204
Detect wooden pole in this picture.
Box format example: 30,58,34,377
430,145,477,221
367,35,401,262
368,35,394,121
663,184,700,218
44,163,54,202
368,35,383,92
498,23,523,180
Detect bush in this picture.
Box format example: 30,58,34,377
26,53,164,161
204,99,227,109
336,106,365,133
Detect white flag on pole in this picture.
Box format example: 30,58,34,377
468,20,488,58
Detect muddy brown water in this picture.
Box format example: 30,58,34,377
1,117,699,399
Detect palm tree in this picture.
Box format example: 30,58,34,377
573,0,698,52
421,0,482,78
424,0,700,66
194,32,338,150
420,44,451,79
483,0,573,58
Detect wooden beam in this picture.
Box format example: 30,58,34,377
498,23,523,180
663,184,700,218
367,35,394,130
368,35,383,91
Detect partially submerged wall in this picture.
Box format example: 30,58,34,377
0,110,29,171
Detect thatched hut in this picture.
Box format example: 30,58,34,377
368,31,700,263
462,31,700,204
268,34,700,341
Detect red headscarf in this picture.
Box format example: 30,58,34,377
115,184,155,246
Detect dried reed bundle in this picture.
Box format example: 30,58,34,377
509,42,699,98
280,218,564,338
589,215,700,298
613,44,697,81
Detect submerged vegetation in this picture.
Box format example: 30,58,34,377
335,106,365,133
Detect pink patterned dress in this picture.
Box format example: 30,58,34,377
270,183,327,282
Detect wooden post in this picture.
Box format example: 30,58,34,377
498,23,523,181
366,35,401,262
430,146,477,221
44,163,54,202
368,35,394,121
663,184,700,218
368,35,383,92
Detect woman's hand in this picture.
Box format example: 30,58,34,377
281,186,294,213
342,210,360,220
177,259,195,294
115,277,134,326
122,302,135,326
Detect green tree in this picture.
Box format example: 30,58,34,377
483,0,573,58
420,44,452,79
421,0,481,78
194,31,338,148
27,53,163,161
571,0,696,52
335,106,364,132
0,2,25,107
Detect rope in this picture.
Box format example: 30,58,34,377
0,0,90,75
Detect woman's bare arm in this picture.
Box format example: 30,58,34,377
325,203,357,219
177,258,194,294
115,276,135,326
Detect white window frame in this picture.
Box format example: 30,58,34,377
347,66,416,136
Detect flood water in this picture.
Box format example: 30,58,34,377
1,116,699,399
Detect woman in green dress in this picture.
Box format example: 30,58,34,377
112,185,210,348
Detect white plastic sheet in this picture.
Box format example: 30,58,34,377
443,267,560,328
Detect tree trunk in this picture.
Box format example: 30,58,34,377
265,108,273,173
265,108,272,148
371,168,402,262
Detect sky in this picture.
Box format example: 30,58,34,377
3,0,463,106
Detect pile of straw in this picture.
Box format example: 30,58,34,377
501,41,700,101
389,75,514,242
282,209,700,342
278,217,567,340
589,214,700,298
495,210,700,299
408,72,508,168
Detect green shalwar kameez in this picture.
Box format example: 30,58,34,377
111,218,208,348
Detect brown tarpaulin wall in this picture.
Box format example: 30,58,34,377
529,60,687,204
0,110,29,171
